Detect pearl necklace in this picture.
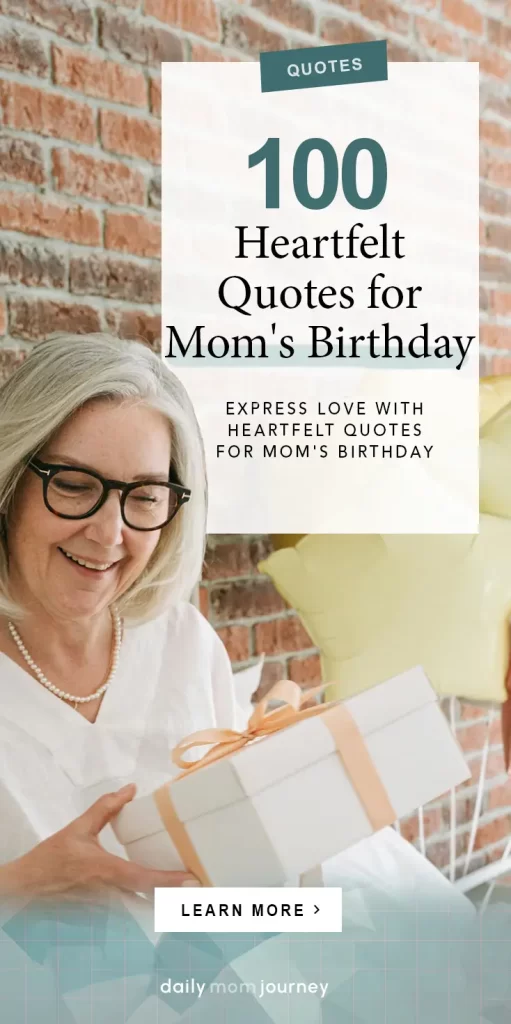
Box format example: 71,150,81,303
7,608,123,710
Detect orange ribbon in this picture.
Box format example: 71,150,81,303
171,679,329,774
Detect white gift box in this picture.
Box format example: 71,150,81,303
112,666,470,887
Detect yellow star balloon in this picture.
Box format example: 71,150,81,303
260,376,511,705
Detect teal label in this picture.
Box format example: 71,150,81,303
260,41,388,93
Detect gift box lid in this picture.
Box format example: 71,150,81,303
169,665,451,821
113,665,464,846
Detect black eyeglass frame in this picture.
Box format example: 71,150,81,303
28,457,191,531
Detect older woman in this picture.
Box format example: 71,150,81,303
0,332,238,901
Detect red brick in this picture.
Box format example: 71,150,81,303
70,254,160,304
386,41,419,61
415,16,465,56
105,307,161,347
9,297,101,341
479,293,489,319
99,110,160,165
488,356,511,375
480,119,511,149
190,44,243,61
0,135,44,185
0,348,26,380
457,721,494,753
359,0,410,33
487,288,511,318
53,45,147,108
0,26,48,76
99,9,183,65
105,211,161,259
487,843,511,866
203,539,259,581
480,253,511,285
485,95,511,122
251,0,314,33
487,18,511,52
465,751,506,789
254,615,313,657
216,625,251,663
253,659,288,700
223,14,287,56
481,185,511,218
400,808,443,843
0,191,101,246
466,42,511,79
1,0,93,42
0,240,66,289
485,221,511,251
480,325,511,350
321,19,377,44
475,816,511,850
426,834,467,869
485,749,506,778
209,579,286,623
459,703,489,722
288,653,321,686
199,585,209,618
52,149,145,206
488,783,511,811
149,77,161,117
0,82,95,145
145,0,220,41
488,717,501,744
442,0,484,34
452,795,477,827
482,154,511,188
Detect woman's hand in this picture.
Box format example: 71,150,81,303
0,784,199,901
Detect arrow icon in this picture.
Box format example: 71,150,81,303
314,905,319,914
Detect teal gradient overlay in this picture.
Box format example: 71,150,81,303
0,889,509,1022
259,42,388,93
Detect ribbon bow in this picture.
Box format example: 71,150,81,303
172,679,331,774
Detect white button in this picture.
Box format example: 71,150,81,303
154,887,342,933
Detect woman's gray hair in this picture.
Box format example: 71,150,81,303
0,332,207,623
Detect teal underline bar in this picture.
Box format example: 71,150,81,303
164,350,476,370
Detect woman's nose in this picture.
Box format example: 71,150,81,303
82,490,125,546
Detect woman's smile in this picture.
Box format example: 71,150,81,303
58,546,122,576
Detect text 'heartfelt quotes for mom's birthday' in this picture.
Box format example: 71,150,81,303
162,61,478,534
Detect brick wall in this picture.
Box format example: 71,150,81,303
0,0,510,882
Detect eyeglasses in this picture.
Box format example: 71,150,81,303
28,457,191,531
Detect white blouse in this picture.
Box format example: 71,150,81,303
0,602,238,866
